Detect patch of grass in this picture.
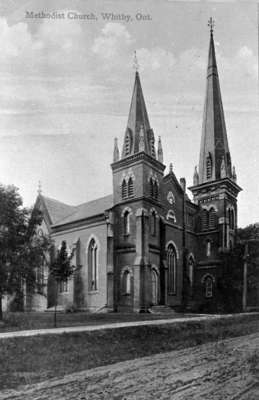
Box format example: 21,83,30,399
0,314,259,390
1,311,197,332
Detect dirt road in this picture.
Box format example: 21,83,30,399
1,333,259,400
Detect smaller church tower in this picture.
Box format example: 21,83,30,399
189,20,242,307
111,59,166,312
190,19,242,252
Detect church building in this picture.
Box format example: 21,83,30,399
30,25,242,313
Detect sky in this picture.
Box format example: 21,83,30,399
0,0,258,227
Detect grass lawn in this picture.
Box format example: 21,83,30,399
1,313,259,390
0,310,198,332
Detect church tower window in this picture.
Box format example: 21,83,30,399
206,154,212,179
128,177,134,198
228,208,235,230
154,181,158,200
201,209,209,230
122,179,127,200
150,211,156,236
88,239,98,291
167,244,177,294
231,209,235,229
209,207,217,229
206,240,211,257
123,210,130,236
149,178,154,197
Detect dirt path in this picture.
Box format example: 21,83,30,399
1,333,259,400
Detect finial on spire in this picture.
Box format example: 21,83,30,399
208,17,215,35
133,50,139,72
169,163,173,174
37,180,42,195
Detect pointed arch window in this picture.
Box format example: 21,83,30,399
209,208,217,229
206,153,212,179
122,270,131,295
150,211,156,236
188,256,195,288
154,181,158,200
59,279,68,293
205,276,213,298
228,209,235,230
122,179,127,200
167,244,177,294
128,177,134,198
123,210,130,236
231,210,235,230
149,178,154,197
201,209,209,230
206,240,211,257
88,239,98,291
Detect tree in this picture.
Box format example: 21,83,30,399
0,184,50,319
49,240,76,327
217,223,259,312
218,244,244,312
237,223,259,241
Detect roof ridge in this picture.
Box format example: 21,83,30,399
41,195,76,208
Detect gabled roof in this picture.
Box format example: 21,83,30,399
35,195,77,227
42,196,77,225
163,171,184,194
35,194,113,229
54,194,113,227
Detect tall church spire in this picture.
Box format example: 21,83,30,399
121,70,156,159
198,19,232,184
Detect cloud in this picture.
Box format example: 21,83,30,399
0,18,38,59
237,46,257,80
0,16,256,131
0,14,97,117
92,22,133,59
137,47,176,71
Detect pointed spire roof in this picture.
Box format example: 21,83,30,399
122,71,156,158
198,24,232,184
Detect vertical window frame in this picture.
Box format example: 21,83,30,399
88,238,98,292
167,244,177,294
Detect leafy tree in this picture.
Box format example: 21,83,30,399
0,184,50,319
218,244,244,312
49,240,76,327
237,223,259,241
217,223,259,312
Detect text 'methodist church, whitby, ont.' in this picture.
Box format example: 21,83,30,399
30,23,242,313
